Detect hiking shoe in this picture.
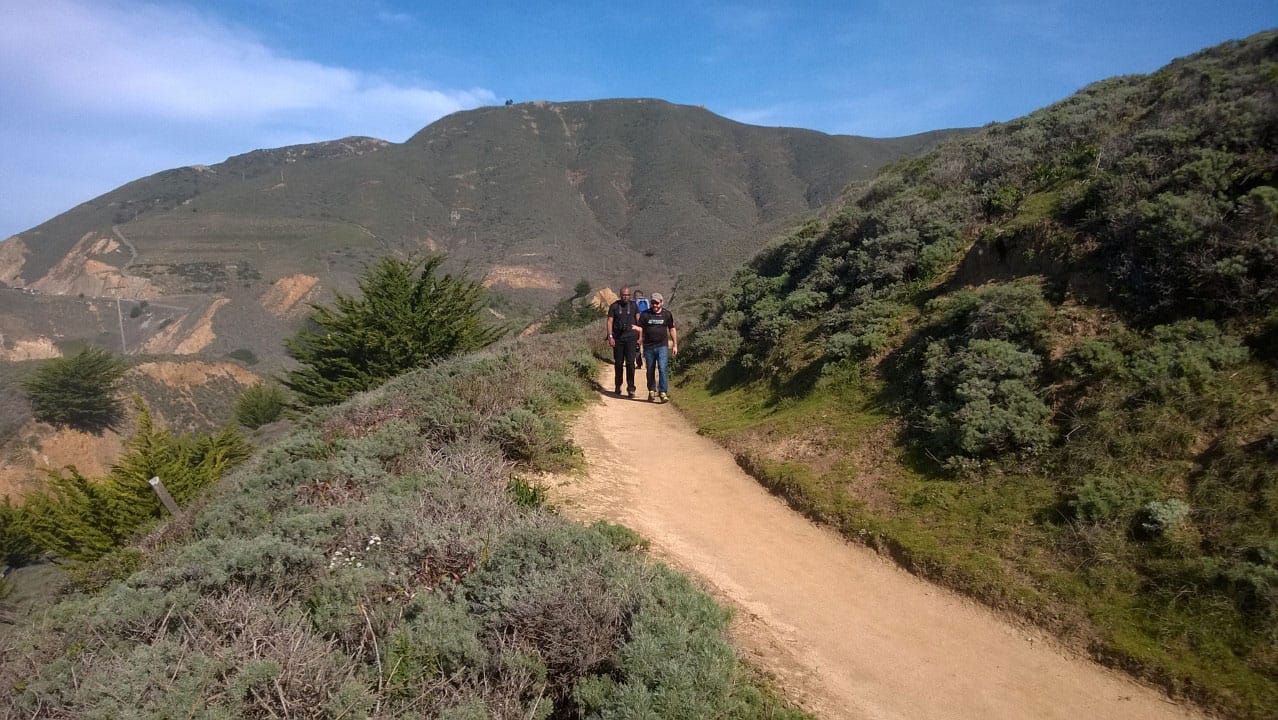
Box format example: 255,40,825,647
659,392,669,403
647,391,656,402
627,390,636,399
614,386,622,396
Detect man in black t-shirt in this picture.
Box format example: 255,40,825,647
639,292,678,403
605,286,641,397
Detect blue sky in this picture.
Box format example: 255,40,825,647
0,1,1273,238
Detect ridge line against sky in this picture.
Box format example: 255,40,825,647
0,0,1274,238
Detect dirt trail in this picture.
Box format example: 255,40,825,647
548,366,1205,720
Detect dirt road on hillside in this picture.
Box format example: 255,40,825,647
547,366,1206,720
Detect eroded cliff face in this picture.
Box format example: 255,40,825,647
260,274,319,318
0,336,61,361
25,233,159,299
590,287,619,308
0,237,28,286
141,298,230,355
483,265,563,290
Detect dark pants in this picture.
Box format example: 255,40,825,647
613,336,638,392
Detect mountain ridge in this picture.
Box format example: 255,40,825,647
1,98,959,366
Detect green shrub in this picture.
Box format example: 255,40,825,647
1134,498,1194,541
542,294,606,333
928,280,1051,350
487,406,574,469
824,299,903,361
284,255,505,406
507,476,548,508
591,520,649,551
64,546,144,592
20,403,250,561
0,496,40,567
235,383,288,429
1124,320,1249,400
922,339,1055,461
1063,339,1126,379
20,347,126,432
1069,475,1146,524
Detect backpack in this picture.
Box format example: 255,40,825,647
635,296,651,313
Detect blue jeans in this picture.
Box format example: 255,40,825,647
644,345,669,393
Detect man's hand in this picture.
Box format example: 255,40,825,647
671,345,679,356
607,336,616,347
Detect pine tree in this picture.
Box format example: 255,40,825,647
20,401,250,561
283,256,505,406
21,347,126,432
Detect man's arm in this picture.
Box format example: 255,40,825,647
670,326,678,356
606,310,615,346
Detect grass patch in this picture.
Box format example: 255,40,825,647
674,358,1276,718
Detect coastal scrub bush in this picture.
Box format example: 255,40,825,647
922,338,1055,461
234,382,288,428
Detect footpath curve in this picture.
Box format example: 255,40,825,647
547,365,1205,720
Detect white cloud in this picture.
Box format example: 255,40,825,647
0,0,495,235
0,1,492,123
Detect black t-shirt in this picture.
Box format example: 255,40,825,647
639,308,675,348
608,300,639,338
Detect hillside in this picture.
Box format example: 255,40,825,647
676,30,1277,719
0,355,261,501
0,335,806,719
0,100,956,368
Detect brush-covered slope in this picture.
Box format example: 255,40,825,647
678,30,1277,718
0,100,954,366
0,335,806,718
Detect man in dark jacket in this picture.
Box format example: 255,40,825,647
605,286,642,397
639,292,678,403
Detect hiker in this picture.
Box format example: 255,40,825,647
639,292,678,402
633,291,650,368
605,286,642,397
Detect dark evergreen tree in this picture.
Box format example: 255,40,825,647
21,347,126,432
283,256,505,406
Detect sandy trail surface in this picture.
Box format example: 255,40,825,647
547,365,1205,720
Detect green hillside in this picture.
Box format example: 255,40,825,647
1,101,957,368
0,333,805,719
676,30,1277,718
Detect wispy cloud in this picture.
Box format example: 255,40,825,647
0,0,494,235
0,1,491,127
